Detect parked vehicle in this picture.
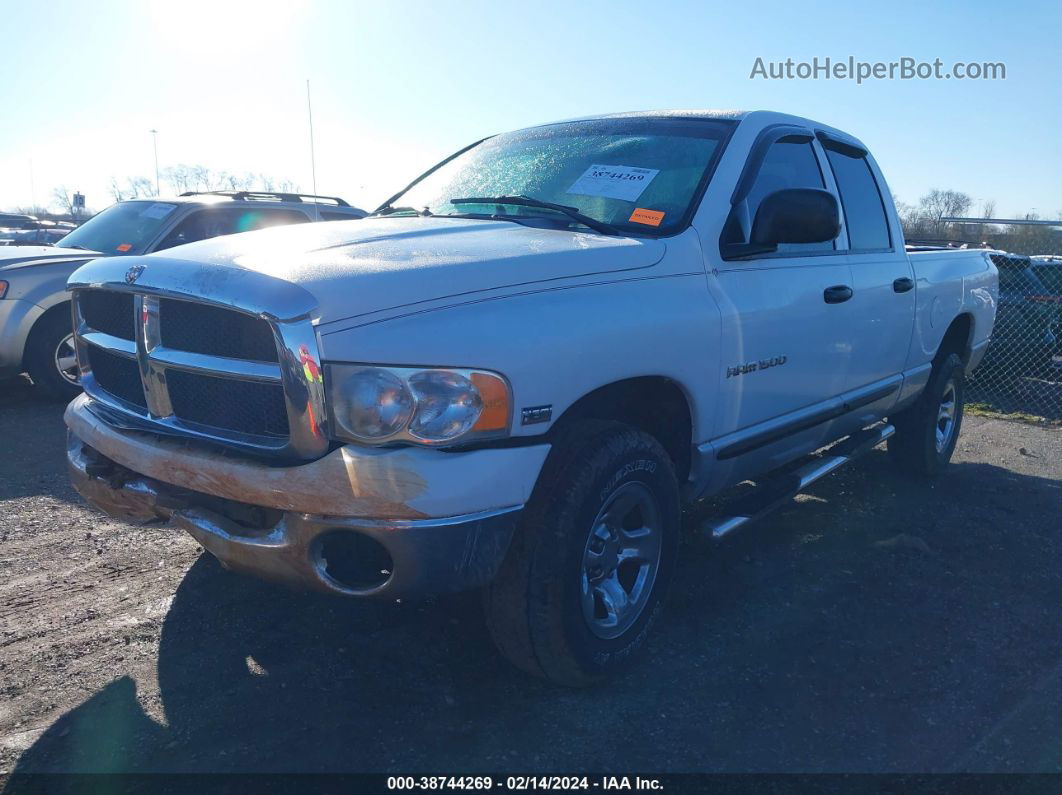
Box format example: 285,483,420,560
0,191,367,398
0,212,37,229
0,227,70,246
980,252,1062,377
21,219,77,231
64,110,997,685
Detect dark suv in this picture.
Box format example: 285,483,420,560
983,252,1062,378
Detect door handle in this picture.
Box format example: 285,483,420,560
823,285,853,304
893,277,915,293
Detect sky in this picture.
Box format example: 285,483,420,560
1,0,1059,218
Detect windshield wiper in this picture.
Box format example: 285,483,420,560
62,244,93,251
368,205,433,217
450,195,619,236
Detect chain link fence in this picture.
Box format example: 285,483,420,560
967,252,1062,421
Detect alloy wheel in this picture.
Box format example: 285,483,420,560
580,481,663,640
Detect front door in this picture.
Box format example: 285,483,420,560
708,135,854,440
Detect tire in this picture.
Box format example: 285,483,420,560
887,352,965,477
484,420,680,686
25,309,82,401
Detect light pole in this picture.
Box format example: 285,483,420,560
150,129,160,196
306,80,319,218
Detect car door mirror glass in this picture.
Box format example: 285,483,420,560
751,188,840,246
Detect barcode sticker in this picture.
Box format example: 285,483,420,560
566,164,659,202
140,203,177,220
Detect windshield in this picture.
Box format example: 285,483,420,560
385,117,734,236
58,200,179,255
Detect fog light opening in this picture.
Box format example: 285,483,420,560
315,531,394,592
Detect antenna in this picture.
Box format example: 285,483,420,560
306,79,320,220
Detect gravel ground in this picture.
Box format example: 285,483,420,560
1,374,1061,776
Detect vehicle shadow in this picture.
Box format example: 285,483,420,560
0,376,79,502
7,453,1062,776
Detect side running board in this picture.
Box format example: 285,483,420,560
704,423,895,539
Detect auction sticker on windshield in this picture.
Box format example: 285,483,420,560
566,164,659,202
140,203,177,220
629,208,665,226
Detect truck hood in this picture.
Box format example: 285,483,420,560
143,217,667,326
0,245,100,273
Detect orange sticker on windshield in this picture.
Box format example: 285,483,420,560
629,208,664,227
116,243,132,252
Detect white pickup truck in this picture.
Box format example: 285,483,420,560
65,110,997,685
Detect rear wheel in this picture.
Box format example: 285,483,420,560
25,309,82,401
888,352,965,477
484,420,680,686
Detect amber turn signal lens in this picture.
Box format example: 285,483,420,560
470,372,509,432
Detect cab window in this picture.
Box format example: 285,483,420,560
156,208,309,250
822,144,892,251
721,138,834,254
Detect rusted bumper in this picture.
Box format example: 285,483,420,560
65,395,546,597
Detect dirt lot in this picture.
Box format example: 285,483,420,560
2,374,1061,776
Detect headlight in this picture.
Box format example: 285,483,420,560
331,367,415,440
326,364,510,446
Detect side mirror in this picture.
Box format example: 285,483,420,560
751,188,840,246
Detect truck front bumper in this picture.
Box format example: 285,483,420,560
65,395,549,598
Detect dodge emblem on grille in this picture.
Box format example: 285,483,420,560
124,264,145,284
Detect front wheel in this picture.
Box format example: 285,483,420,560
888,352,965,477
25,310,82,401
484,421,680,686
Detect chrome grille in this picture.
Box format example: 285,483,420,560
157,298,279,362
167,369,289,437
87,347,146,409
72,284,328,460
79,290,135,341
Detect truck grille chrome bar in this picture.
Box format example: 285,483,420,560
136,295,174,419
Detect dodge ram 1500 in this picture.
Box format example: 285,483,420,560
64,110,997,685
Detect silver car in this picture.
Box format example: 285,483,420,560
0,191,365,398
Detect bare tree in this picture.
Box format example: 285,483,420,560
127,176,157,199
108,176,158,202
109,177,126,202
13,204,51,217
918,189,973,236
960,200,1000,244
51,186,76,216
896,189,977,240
893,194,924,237
117,164,303,198
163,165,194,195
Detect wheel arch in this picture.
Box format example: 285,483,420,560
22,299,73,369
549,376,695,482
935,312,974,366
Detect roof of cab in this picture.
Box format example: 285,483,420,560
526,109,869,153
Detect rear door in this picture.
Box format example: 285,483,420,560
821,138,915,416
